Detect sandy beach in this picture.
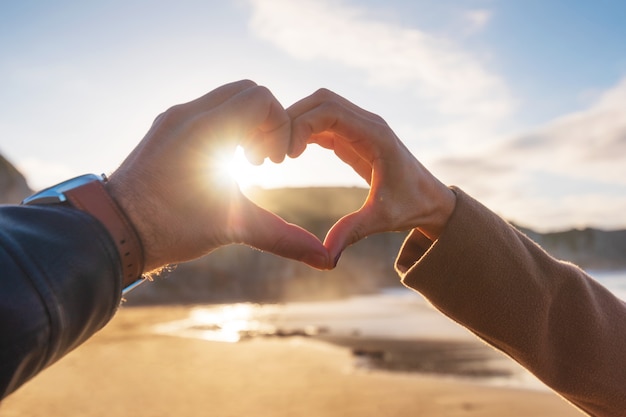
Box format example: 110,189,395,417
1,304,582,417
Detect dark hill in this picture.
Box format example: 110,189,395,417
129,187,626,305
518,225,626,270
2,154,624,305
129,186,406,305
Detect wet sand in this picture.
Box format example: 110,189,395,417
1,306,581,417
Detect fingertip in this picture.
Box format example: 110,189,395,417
269,153,286,163
244,146,266,166
240,201,333,268
301,251,333,270
288,115,312,156
332,253,341,268
323,210,371,265
322,234,346,269
288,140,307,159
263,118,292,164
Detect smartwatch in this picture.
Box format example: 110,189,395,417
22,174,146,294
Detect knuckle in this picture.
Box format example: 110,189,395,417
313,87,336,101
233,79,257,89
316,101,344,122
371,113,387,125
319,100,340,112
250,85,273,102
159,104,186,126
370,120,390,137
148,107,181,135
152,111,167,126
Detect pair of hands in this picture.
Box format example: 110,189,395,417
106,80,455,276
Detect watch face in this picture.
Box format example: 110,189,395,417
21,174,103,205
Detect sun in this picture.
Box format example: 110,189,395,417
216,145,275,191
226,146,257,190
215,144,367,192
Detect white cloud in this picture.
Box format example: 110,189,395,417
463,9,492,33
246,0,515,148
502,192,626,232
499,76,626,185
433,75,626,230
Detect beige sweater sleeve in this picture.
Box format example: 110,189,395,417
396,187,626,417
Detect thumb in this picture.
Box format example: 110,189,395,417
234,198,332,270
323,208,376,267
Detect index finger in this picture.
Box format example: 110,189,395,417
289,100,390,165
185,79,259,114
195,85,291,163
287,88,384,158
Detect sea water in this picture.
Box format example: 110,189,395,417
153,269,626,391
587,269,626,301
155,269,626,344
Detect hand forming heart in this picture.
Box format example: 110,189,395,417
106,81,455,281
287,88,456,265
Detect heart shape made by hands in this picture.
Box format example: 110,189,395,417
233,145,371,269
229,89,440,270
118,81,451,274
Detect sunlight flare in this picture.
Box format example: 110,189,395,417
225,146,259,190
214,145,291,191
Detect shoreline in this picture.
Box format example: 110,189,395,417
1,305,580,416
150,294,547,392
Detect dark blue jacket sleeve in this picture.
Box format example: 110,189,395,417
0,204,123,398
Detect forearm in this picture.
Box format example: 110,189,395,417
397,187,626,416
0,205,122,399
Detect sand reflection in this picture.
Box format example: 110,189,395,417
154,304,269,343
151,293,546,390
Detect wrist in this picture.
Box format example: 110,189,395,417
418,186,457,241
22,174,146,290
103,174,163,274
66,178,146,289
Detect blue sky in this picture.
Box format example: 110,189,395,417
1,0,625,231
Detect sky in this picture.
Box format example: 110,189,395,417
1,0,625,231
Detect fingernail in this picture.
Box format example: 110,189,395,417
303,252,331,270
333,253,341,268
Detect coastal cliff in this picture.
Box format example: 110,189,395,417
519,225,626,270
129,187,406,304
129,187,626,305
2,156,624,304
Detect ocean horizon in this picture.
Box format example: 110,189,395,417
152,268,626,392
587,269,626,300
